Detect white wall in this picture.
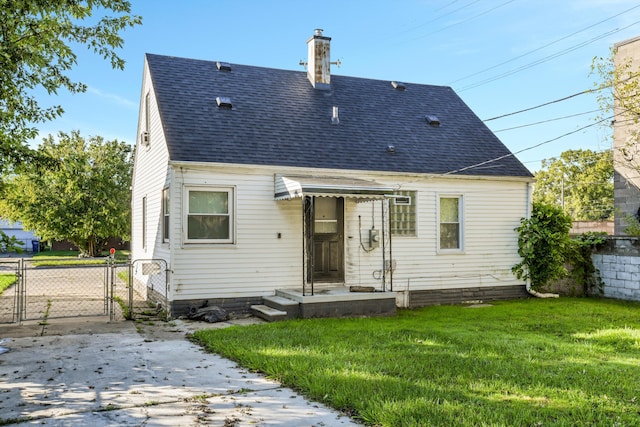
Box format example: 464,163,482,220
130,59,171,296
165,164,530,301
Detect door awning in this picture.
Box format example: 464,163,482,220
275,175,395,201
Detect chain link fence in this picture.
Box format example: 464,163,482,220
0,258,169,324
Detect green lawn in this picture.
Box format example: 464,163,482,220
32,250,130,266
193,298,640,426
0,273,16,295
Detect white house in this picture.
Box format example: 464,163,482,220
131,30,534,319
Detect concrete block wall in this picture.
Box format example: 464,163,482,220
592,237,640,301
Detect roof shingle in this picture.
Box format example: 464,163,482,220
146,53,532,178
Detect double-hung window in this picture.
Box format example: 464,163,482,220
438,195,463,251
184,187,234,243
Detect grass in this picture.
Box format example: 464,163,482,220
192,298,640,426
32,250,130,266
0,273,16,295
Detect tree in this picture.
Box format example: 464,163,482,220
0,131,132,256
0,0,141,173
592,50,640,163
533,149,613,221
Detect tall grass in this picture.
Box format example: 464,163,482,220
193,298,640,426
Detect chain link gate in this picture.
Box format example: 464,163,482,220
116,259,169,321
0,258,169,324
0,259,22,324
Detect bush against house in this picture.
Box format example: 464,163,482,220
0,131,132,257
512,203,573,290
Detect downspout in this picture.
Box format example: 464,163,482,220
524,181,559,299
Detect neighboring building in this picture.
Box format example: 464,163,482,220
0,219,39,253
131,30,534,319
613,35,640,234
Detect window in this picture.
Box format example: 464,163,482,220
185,187,234,243
162,188,170,242
142,196,147,249
390,191,416,236
439,195,463,251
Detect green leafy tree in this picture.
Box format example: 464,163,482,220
592,51,640,163
0,0,141,173
533,149,613,221
512,203,573,290
0,131,132,256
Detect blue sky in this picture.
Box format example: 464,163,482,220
35,0,640,172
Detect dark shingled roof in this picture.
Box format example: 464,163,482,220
146,53,532,178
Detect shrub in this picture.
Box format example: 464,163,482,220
0,230,23,254
512,203,572,290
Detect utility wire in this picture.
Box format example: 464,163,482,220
456,20,640,92
443,115,614,175
448,4,640,85
396,0,481,36
407,0,517,40
493,109,601,132
484,90,596,121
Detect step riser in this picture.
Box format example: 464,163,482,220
263,297,300,319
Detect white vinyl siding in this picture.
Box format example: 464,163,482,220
131,59,170,267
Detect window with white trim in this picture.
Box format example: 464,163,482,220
390,190,416,236
184,187,234,243
162,188,170,242
438,195,463,251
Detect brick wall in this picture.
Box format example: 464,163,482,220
592,237,640,301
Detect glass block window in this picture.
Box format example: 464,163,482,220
390,191,416,236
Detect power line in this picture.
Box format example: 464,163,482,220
456,20,640,92
484,90,596,121
443,115,614,175
395,0,481,37
492,109,601,132
447,4,640,85
406,0,516,41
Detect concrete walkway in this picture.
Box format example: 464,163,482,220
0,317,362,426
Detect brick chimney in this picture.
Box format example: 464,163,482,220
306,29,331,90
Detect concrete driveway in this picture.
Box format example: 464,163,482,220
0,317,362,426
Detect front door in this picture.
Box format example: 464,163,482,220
312,197,344,282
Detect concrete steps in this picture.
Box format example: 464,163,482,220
250,295,300,322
